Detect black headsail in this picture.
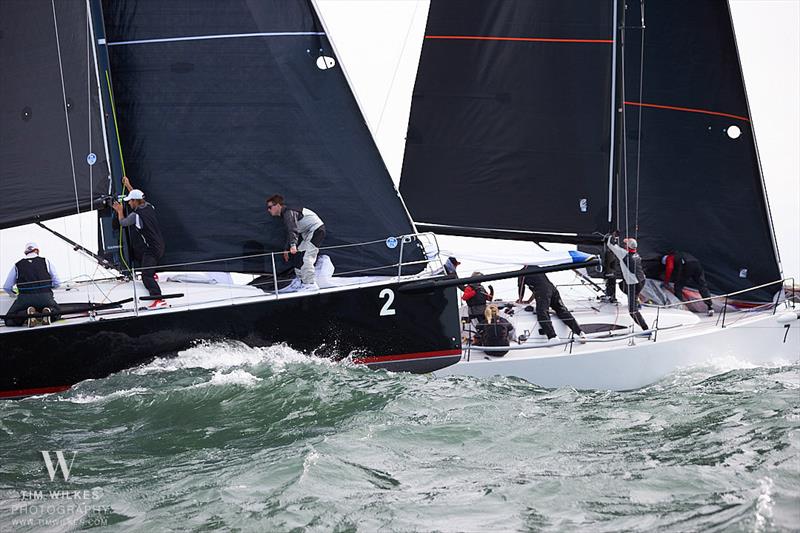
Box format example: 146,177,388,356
621,1,782,300
0,0,111,228
101,0,420,275
399,0,616,244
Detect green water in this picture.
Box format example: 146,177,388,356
1,342,798,532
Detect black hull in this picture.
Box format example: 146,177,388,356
0,283,462,398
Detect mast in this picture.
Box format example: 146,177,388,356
88,0,127,269
606,0,620,230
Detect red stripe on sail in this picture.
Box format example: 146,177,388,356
625,101,750,122
425,35,613,44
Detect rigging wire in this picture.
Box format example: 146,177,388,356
619,6,631,242
104,70,133,273
375,0,421,137
51,0,81,215
85,4,92,252
633,1,646,240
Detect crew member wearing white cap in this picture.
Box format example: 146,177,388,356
2,243,61,327
112,176,166,307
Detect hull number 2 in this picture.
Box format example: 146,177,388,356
379,288,396,316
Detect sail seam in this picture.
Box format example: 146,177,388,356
425,35,613,44
624,101,749,122
107,31,325,47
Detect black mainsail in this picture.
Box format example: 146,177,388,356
400,0,782,300
101,0,421,275
0,0,110,228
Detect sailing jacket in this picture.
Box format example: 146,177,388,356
120,202,165,259
479,317,514,347
3,254,61,295
607,241,645,285
519,272,556,299
281,206,324,249
663,251,701,284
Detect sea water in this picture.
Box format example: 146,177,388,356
0,342,797,532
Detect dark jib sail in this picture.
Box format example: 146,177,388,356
621,1,782,300
101,0,421,275
399,0,616,244
0,0,110,228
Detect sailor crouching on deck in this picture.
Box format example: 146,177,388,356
3,243,61,327
112,176,166,308
267,194,326,292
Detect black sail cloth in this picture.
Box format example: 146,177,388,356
620,1,781,301
401,0,782,302
101,0,421,275
0,0,110,228
399,0,615,243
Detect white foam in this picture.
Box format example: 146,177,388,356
133,340,335,375
62,386,149,404
754,477,774,532
196,369,262,388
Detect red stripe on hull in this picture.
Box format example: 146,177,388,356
353,349,462,365
0,385,71,399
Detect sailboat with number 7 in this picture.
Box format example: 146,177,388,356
396,0,799,390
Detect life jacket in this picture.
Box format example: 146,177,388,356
482,320,512,347
462,283,489,306
15,256,53,294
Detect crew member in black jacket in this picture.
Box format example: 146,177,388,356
112,176,166,307
518,271,586,342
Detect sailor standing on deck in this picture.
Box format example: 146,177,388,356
606,236,649,331
3,243,61,327
267,194,326,292
112,176,166,307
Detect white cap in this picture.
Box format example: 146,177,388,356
123,189,145,201
24,242,38,254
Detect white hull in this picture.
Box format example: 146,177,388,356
435,301,800,390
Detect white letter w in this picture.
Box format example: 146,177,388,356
41,451,76,481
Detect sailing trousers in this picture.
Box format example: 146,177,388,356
620,280,649,330
535,289,583,339
4,293,61,327
675,261,713,310
293,226,326,285
138,252,162,297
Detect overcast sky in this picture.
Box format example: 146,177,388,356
1,0,797,283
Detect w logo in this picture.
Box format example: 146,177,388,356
41,451,76,481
